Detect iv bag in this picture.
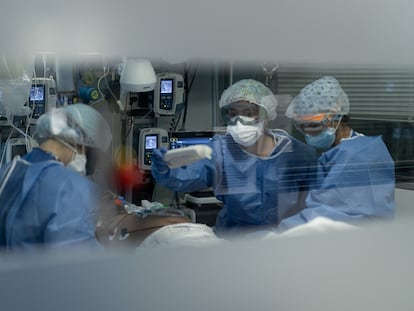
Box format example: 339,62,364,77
0,54,34,118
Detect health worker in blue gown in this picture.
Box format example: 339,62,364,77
0,104,112,250
279,76,395,231
152,79,317,236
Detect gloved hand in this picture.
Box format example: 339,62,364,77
151,147,169,173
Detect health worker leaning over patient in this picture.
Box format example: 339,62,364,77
279,76,395,231
0,104,112,250
152,79,317,237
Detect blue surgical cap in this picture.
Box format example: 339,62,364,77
219,79,278,120
36,104,112,151
285,76,349,119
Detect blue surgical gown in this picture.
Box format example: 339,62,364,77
278,134,395,231
0,148,101,250
152,130,317,234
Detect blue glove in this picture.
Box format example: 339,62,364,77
151,147,169,173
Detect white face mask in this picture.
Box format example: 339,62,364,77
227,120,264,146
67,152,87,175
57,138,87,175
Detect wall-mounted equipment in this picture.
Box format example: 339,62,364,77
28,78,57,122
138,127,168,171
79,86,100,103
119,59,157,116
154,73,184,116
120,59,157,93
4,138,31,164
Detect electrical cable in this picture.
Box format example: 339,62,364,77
103,67,119,102
96,71,109,99
180,63,198,130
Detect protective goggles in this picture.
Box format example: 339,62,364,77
293,113,342,134
222,105,267,125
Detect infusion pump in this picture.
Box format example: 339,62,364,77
28,78,57,123
154,73,184,116
138,128,169,171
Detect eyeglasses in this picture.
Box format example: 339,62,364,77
226,115,260,126
222,105,267,125
293,113,342,134
294,121,328,134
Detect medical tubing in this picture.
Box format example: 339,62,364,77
0,157,18,195
0,131,13,166
103,68,119,102
1,54,13,79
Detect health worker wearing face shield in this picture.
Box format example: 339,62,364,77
279,76,395,231
152,79,317,236
0,103,112,250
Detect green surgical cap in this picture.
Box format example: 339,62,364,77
286,76,349,118
219,79,278,120
36,103,112,151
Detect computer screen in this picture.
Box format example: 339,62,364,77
169,131,223,221
169,131,217,149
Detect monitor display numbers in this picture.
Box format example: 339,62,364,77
30,86,45,101
143,134,158,166
145,135,158,149
139,128,168,170
160,79,173,94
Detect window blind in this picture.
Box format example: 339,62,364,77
276,66,414,122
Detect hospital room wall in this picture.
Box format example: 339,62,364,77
182,69,214,131
176,63,228,131
187,63,414,168
179,62,292,132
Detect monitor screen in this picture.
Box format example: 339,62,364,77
169,131,217,149
160,79,173,94
30,85,45,101
11,144,28,158
143,134,158,166
145,134,158,149
5,139,28,162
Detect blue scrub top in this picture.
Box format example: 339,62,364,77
0,148,101,250
152,130,317,233
279,134,395,231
